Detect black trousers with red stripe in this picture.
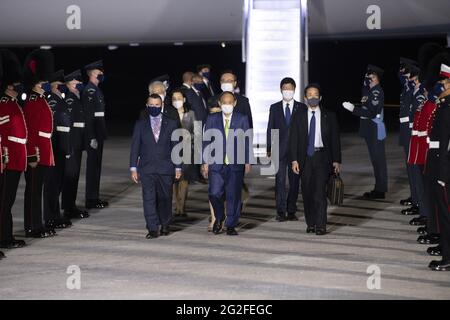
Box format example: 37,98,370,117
0,170,21,243
24,165,47,231
424,150,442,235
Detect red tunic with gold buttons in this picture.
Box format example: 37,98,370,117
0,95,28,172
22,92,54,166
407,100,437,165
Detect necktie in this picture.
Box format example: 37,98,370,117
152,116,161,143
285,103,291,126
224,118,230,165
307,111,316,156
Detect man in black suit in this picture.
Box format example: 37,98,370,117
182,72,208,123
197,64,216,101
214,70,253,129
267,77,305,222
130,94,182,239
289,84,341,235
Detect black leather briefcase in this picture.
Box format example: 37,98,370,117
327,173,344,206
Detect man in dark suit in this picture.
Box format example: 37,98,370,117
202,91,252,236
197,64,216,101
289,84,341,235
130,94,182,239
182,72,208,124
148,77,181,127
213,70,253,129
267,77,305,222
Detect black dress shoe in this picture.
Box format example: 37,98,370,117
0,251,5,259
226,227,238,236
417,226,427,235
315,228,327,236
427,245,442,256
409,216,427,226
417,234,440,245
363,190,385,200
287,214,299,221
43,227,57,237
85,200,105,209
98,199,109,207
401,205,419,216
146,231,159,239
25,229,47,238
276,214,286,222
160,225,170,236
429,259,450,271
400,197,413,206
0,239,26,249
212,222,223,235
65,209,90,219
306,226,315,234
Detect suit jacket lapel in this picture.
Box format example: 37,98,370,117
146,117,156,145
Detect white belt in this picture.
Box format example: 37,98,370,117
409,123,413,129
399,116,409,123
8,136,27,144
429,141,440,149
418,131,427,137
73,122,85,128
94,112,105,117
411,130,418,136
38,131,52,139
56,126,70,133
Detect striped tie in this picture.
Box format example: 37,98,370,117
224,118,230,165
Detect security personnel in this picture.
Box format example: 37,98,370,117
342,65,388,199
0,49,28,248
43,70,72,229
22,49,56,238
428,61,450,271
62,70,90,219
82,60,108,209
398,58,417,209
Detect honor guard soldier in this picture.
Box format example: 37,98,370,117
419,53,450,250
342,64,388,199
405,64,429,227
0,50,28,248
43,70,73,229
428,62,450,271
398,57,418,208
62,70,90,219
22,49,56,238
82,60,108,209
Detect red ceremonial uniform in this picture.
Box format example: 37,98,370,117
0,95,28,172
408,100,437,165
23,92,54,166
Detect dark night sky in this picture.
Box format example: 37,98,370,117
8,35,448,135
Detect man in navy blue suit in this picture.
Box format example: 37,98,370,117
267,78,305,222
202,91,252,236
130,94,182,239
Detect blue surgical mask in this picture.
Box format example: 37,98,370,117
201,72,210,79
147,105,162,117
41,82,51,93
430,82,445,101
97,74,105,83
58,84,68,94
307,97,321,107
76,83,85,92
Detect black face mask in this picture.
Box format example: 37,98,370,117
13,83,25,96
307,97,321,107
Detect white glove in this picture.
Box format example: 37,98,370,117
438,180,446,187
65,154,71,159
90,139,98,150
342,102,355,112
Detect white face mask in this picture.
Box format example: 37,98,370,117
282,90,295,101
221,83,234,92
221,104,234,114
173,100,184,109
